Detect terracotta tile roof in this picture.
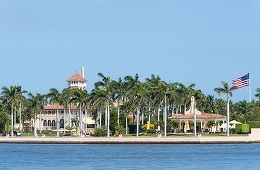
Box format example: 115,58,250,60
44,104,77,110
67,72,87,82
171,113,226,120
44,104,64,110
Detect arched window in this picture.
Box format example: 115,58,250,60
52,120,56,127
60,119,64,128
48,120,51,126
43,120,47,126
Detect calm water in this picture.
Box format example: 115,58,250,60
1,143,260,170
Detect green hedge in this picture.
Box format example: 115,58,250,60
235,124,249,134
248,121,260,129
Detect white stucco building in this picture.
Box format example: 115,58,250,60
33,66,95,135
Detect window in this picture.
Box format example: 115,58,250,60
60,119,64,128
52,120,56,127
43,120,47,126
48,120,51,126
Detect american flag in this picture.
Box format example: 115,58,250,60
232,73,250,88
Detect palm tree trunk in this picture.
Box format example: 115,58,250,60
56,109,59,137
69,104,71,128
227,95,230,137
141,110,144,125
85,109,87,134
164,97,167,137
99,107,102,128
14,109,16,126
107,103,110,137
105,103,108,127
39,111,42,133
11,108,14,137
157,107,160,132
136,104,140,137
19,103,22,131
117,101,120,126
34,113,37,137
63,108,66,135
125,114,128,134
80,105,83,137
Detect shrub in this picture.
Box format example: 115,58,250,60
113,126,125,136
235,124,249,134
242,124,249,134
141,124,155,131
248,121,260,129
236,124,242,134
92,126,107,137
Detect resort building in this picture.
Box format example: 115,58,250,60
170,96,226,133
33,66,96,135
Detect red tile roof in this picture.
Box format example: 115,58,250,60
44,104,77,110
67,72,87,82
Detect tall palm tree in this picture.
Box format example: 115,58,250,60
94,73,114,137
155,81,173,137
27,93,45,137
214,81,237,136
1,86,22,137
145,74,163,118
174,83,195,113
70,88,88,137
110,78,126,126
91,87,114,137
89,89,106,129
15,86,27,131
95,73,112,127
128,79,147,137
61,88,73,132
47,88,62,137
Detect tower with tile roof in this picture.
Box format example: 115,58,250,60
67,66,87,89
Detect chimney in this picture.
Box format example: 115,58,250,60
81,66,85,78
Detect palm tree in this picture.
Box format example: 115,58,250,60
94,73,114,137
61,88,73,132
155,81,173,137
95,73,112,127
174,83,195,113
1,86,22,137
110,78,126,126
15,86,27,131
128,79,147,137
27,93,45,137
47,88,62,137
91,87,113,137
0,110,10,134
70,88,88,137
255,88,260,100
145,74,163,132
89,89,106,129
214,81,237,136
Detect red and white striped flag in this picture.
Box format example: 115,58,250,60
232,73,250,88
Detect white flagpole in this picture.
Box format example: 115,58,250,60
249,75,252,102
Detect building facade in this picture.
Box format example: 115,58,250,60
34,66,96,135
170,96,226,133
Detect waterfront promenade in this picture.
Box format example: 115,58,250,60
0,135,258,144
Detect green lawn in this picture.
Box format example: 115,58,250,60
122,132,249,137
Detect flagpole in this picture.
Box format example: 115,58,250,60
249,75,252,102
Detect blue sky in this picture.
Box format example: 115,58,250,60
0,0,259,102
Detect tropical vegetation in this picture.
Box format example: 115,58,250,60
0,73,260,137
